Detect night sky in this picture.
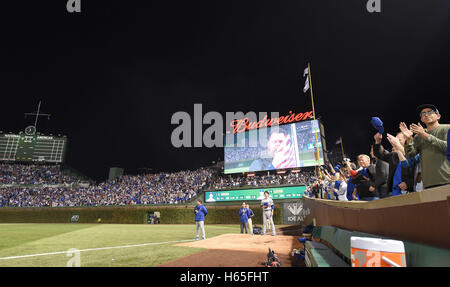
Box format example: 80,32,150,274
1,0,449,180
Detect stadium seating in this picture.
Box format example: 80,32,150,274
211,168,316,190
1,162,321,207
0,163,215,207
0,163,81,185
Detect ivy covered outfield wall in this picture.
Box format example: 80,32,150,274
0,204,282,225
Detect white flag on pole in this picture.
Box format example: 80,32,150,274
303,67,310,93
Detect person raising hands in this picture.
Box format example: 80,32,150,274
403,104,450,189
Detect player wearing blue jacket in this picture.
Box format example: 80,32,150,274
238,202,249,234
194,199,207,240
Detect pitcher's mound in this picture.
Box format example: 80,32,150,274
159,233,304,267
177,234,300,254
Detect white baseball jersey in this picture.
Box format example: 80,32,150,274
260,197,274,211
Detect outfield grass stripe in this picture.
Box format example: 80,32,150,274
0,239,194,261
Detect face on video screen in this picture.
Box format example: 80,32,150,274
224,120,324,174
267,132,289,156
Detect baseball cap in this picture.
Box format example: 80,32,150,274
416,104,439,115
334,165,341,173
370,117,384,134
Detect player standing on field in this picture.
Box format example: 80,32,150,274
194,199,207,240
238,202,249,234
260,191,276,236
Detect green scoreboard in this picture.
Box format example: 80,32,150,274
204,185,305,203
0,133,67,163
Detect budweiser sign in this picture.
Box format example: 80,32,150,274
229,110,313,134
170,104,314,148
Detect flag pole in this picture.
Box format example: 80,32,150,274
340,136,345,160
307,63,322,179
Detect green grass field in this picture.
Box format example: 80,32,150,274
0,224,240,267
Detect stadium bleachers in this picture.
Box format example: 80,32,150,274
1,163,216,207
1,162,318,208
0,163,81,185
211,168,316,190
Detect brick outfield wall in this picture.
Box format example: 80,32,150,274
0,204,283,225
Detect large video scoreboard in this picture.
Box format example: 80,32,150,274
0,133,67,163
224,119,327,174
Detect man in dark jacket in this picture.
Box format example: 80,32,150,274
311,181,320,198
370,145,390,198
374,132,415,196
352,154,379,201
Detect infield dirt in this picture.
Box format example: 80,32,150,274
158,226,305,267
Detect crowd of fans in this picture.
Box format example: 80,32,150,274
0,163,80,185
305,104,449,201
0,167,214,207
212,170,315,189
0,163,318,207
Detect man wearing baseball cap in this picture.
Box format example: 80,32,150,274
403,104,450,189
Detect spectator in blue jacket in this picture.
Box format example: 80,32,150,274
387,134,424,192
399,153,423,191
194,199,207,240
346,176,356,201
239,202,249,234
344,161,358,201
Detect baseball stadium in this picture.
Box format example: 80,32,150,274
1,110,449,268
2,0,450,272
0,124,312,267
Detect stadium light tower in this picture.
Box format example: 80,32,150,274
24,100,51,133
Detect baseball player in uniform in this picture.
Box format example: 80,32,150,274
260,191,276,236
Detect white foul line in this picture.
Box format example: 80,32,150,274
0,239,193,261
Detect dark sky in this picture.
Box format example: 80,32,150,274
1,0,449,180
